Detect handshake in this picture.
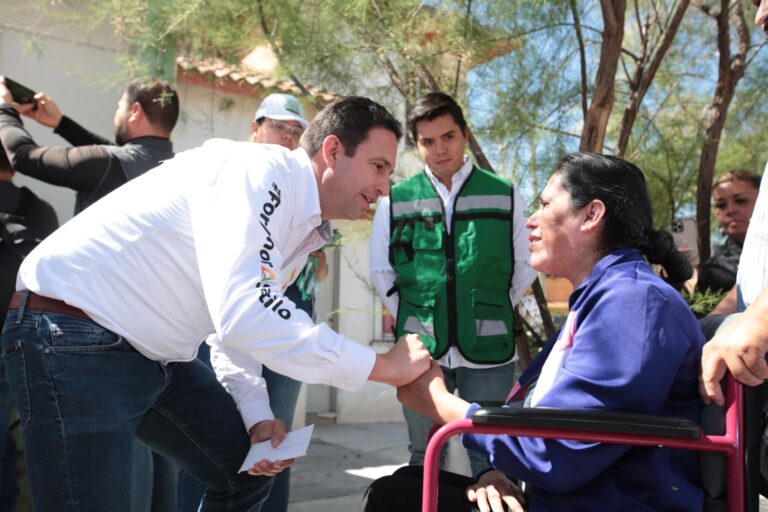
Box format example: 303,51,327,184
369,333,432,387
369,334,463,424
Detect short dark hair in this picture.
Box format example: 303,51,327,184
553,152,692,282
300,96,402,157
407,92,468,143
713,168,762,191
124,78,180,134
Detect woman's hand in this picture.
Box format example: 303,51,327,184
396,360,470,424
466,470,526,512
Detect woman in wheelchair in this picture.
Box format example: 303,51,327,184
363,153,705,511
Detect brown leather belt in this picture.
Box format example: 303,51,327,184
9,292,90,320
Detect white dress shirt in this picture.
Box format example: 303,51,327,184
369,158,536,369
18,139,376,427
736,161,768,310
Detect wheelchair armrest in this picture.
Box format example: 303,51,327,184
471,407,702,440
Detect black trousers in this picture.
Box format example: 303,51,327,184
361,465,480,512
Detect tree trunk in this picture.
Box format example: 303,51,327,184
695,0,749,264
616,0,690,157
580,0,627,153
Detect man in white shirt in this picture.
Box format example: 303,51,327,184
1,96,430,512
700,0,768,405
370,92,535,476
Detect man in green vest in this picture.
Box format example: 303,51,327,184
370,92,535,476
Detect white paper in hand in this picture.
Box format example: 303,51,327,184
239,424,315,473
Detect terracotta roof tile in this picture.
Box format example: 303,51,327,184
176,53,338,105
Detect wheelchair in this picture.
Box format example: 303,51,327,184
422,374,763,512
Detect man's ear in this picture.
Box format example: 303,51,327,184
321,135,342,169
128,102,143,123
582,199,606,232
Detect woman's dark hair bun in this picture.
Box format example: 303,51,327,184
646,230,693,283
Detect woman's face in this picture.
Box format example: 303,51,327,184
526,174,591,282
713,179,758,244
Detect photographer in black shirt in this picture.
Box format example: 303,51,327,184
0,77,179,214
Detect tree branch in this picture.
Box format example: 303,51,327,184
452,0,473,97
569,0,589,123
376,51,408,98
256,0,322,109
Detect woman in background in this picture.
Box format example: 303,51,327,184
697,169,760,294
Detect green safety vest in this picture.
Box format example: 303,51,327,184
388,166,516,363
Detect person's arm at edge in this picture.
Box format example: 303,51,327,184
709,285,738,316
0,104,112,191
701,284,768,404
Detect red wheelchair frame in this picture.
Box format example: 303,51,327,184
422,374,760,512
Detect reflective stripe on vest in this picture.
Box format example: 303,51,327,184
455,195,511,213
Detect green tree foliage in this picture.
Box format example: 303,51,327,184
17,0,768,344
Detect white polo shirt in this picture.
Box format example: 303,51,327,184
18,138,375,426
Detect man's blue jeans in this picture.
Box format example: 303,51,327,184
178,288,306,512
402,362,517,477
1,307,272,512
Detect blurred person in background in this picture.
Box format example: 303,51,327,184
697,169,761,295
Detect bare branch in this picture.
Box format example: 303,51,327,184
451,0,473,97
256,0,322,109
634,0,645,50
376,51,408,98
569,0,589,122
745,39,768,67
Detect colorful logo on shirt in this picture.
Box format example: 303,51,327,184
261,266,276,282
